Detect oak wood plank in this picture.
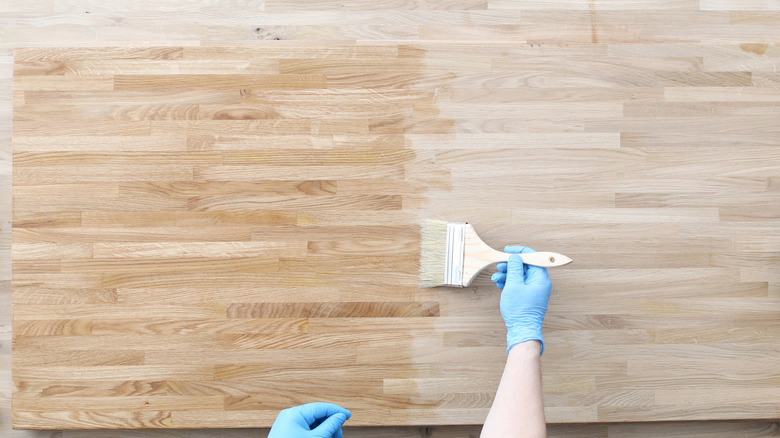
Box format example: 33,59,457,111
10,38,780,433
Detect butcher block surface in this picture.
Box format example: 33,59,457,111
11,44,780,429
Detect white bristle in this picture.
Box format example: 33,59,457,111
419,220,449,288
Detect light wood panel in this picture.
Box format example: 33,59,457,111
3,0,780,436
12,42,780,429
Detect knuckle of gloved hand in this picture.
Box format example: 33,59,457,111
279,408,295,419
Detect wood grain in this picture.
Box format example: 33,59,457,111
4,1,780,436
12,42,780,430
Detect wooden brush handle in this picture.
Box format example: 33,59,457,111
497,251,572,267
461,224,572,286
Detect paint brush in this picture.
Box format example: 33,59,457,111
419,220,572,288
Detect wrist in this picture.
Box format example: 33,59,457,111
506,326,544,355
507,339,542,356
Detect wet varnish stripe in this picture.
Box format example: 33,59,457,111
225,301,441,318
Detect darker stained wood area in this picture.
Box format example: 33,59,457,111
12,45,454,429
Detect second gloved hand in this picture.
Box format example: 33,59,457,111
490,246,552,355
268,402,351,438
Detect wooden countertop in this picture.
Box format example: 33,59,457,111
11,44,780,429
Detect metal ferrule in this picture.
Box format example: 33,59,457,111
445,222,466,286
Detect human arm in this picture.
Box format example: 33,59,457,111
481,246,552,438
268,402,351,438
481,340,545,438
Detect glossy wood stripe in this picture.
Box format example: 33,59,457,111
225,302,440,318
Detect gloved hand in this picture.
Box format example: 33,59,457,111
268,402,351,438
490,245,552,355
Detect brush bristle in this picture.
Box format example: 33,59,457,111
419,220,449,288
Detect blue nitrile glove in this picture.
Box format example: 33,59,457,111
268,402,351,438
490,245,552,355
